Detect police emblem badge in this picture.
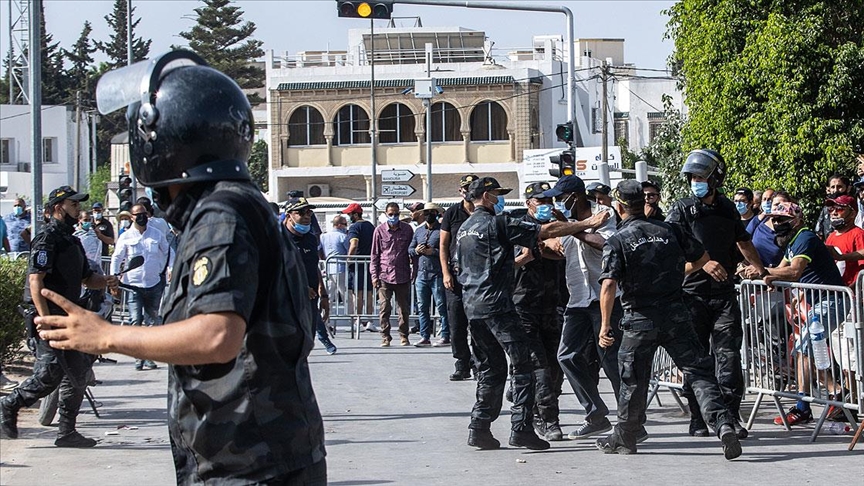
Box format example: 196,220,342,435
36,250,48,267
192,256,210,286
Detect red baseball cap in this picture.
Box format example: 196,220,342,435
341,203,363,215
825,195,856,208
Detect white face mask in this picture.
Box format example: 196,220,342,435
121,220,131,229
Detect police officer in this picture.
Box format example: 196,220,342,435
595,180,742,460
0,186,118,447
33,51,326,483
665,149,765,438
513,182,564,441
456,177,608,451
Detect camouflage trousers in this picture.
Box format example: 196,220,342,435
516,309,563,423
614,301,734,450
468,312,536,432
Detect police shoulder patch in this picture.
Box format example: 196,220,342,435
36,250,48,267
192,256,211,286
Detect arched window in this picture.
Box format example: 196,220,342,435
287,106,326,146
430,102,461,142
470,101,508,141
335,104,370,145
379,103,417,144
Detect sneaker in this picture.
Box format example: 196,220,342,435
414,338,432,347
468,429,500,450
450,370,471,381
509,430,550,450
400,337,411,346
636,427,649,444
0,400,19,439
568,419,613,439
324,341,338,355
689,416,709,437
825,404,845,422
363,322,378,332
596,434,635,455
773,406,812,426
432,338,451,347
534,419,564,441
327,324,337,338
143,360,158,370
719,424,742,460
55,431,97,448
380,338,392,348
134,360,144,371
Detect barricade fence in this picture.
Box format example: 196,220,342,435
323,255,443,339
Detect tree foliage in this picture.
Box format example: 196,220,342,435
667,0,864,216
178,0,265,104
63,21,98,100
247,139,269,193
95,0,152,69
39,2,68,105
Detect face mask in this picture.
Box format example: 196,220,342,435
61,208,77,226
830,217,847,230
294,222,311,234
761,201,772,214
14,206,23,216
135,213,148,227
81,222,92,231
830,190,846,199
554,201,571,219
691,181,710,198
121,220,131,229
93,211,103,220
387,215,400,225
535,204,553,222
493,195,506,214
735,201,749,215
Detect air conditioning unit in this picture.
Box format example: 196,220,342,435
307,183,330,198
18,162,30,173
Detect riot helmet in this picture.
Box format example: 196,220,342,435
96,50,254,210
681,149,726,189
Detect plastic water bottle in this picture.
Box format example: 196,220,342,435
809,315,831,370
822,422,850,434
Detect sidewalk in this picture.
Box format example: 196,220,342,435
2,335,862,485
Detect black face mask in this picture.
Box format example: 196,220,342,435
135,213,149,227
773,221,796,247
830,190,847,199
61,208,77,227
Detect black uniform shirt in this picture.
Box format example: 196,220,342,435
665,194,750,295
600,216,705,312
455,206,540,320
290,228,321,292
25,218,93,314
441,201,472,263
513,214,560,314
94,218,114,257
162,181,325,484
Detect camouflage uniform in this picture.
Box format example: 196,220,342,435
163,181,326,484
599,215,735,450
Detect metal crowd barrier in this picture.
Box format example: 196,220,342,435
739,279,861,442
322,254,443,339
647,347,688,414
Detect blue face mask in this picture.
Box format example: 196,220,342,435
81,222,92,231
14,206,23,216
535,204,553,222
493,195,506,214
735,201,749,215
387,215,400,225
554,201,571,219
691,181,710,198
761,201,772,214
293,223,311,234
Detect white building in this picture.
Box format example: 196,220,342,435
614,75,686,153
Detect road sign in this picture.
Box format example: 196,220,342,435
374,198,403,211
381,169,415,183
381,184,416,197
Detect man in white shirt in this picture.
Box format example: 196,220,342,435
73,210,102,263
111,204,172,370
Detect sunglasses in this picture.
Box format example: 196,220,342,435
644,192,660,199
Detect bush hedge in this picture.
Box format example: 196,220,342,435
0,257,28,366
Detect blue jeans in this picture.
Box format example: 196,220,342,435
415,276,449,340
126,282,165,326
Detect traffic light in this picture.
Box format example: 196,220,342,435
118,175,133,213
337,1,393,19
556,122,574,144
549,150,576,178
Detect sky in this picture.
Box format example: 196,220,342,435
1,0,677,70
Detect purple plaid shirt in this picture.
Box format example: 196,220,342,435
370,221,413,284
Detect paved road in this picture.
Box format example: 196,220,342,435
2,335,862,485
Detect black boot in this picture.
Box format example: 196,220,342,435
467,429,500,450
0,398,19,439
55,430,97,448
509,429,550,450
688,398,709,437
719,424,742,460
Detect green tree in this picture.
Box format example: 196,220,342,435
247,139,269,193
667,0,864,217
39,2,68,105
63,21,98,99
178,0,265,104
640,94,688,203
87,164,112,209
95,0,152,69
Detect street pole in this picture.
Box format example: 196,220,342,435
75,91,81,190
7,0,13,103
91,113,98,176
425,43,432,203
600,61,610,186
29,0,42,236
127,0,137,201
369,16,378,222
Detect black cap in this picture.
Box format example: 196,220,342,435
586,182,612,195
735,187,754,201
92,202,104,209
47,185,89,208
460,174,480,188
641,180,661,191
541,175,586,198
283,196,316,212
613,180,645,207
524,182,552,199
468,177,512,199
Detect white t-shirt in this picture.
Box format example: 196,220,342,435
561,204,619,308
